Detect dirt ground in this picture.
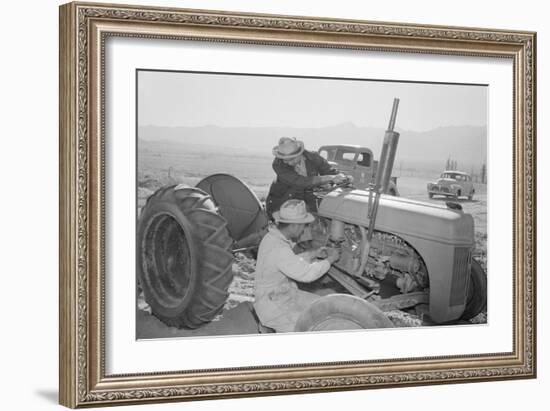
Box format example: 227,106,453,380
136,161,488,339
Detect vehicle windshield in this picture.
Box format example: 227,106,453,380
441,172,467,181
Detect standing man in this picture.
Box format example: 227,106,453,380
266,137,349,218
253,199,340,333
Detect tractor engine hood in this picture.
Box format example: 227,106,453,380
318,189,474,246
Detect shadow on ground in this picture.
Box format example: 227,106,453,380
35,389,58,404
137,303,260,339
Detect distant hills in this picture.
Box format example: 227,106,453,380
138,123,487,172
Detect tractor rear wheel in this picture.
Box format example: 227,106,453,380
137,185,234,328
294,294,394,331
461,258,487,320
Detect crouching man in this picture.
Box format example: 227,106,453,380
253,199,339,333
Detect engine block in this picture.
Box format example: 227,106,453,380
314,218,429,295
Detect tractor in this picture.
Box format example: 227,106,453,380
137,99,487,331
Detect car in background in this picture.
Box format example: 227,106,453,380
318,144,399,195
427,170,475,200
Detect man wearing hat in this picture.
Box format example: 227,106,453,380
253,199,340,333
266,137,349,218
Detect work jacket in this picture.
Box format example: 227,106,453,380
266,150,338,217
253,227,331,332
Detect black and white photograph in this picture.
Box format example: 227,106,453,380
135,70,488,339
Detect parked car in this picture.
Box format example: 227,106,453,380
427,170,475,200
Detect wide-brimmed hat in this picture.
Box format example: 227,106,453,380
273,199,315,224
272,137,304,159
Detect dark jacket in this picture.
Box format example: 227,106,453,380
266,150,338,217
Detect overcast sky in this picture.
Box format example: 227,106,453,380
137,70,487,132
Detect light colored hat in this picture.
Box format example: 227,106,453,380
272,137,304,159
273,199,315,224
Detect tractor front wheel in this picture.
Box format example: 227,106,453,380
461,258,487,320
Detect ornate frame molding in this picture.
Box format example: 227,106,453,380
59,2,536,408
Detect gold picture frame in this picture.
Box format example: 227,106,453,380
59,1,536,408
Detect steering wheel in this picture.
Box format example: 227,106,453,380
313,177,354,197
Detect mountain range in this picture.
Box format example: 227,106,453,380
138,123,487,171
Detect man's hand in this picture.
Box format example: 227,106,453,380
319,175,335,185
311,247,339,263
332,173,347,184
317,174,353,186
332,173,354,184
313,247,328,259
326,247,340,264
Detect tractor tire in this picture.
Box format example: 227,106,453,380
294,294,394,331
137,185,234,329
460,258,487,320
